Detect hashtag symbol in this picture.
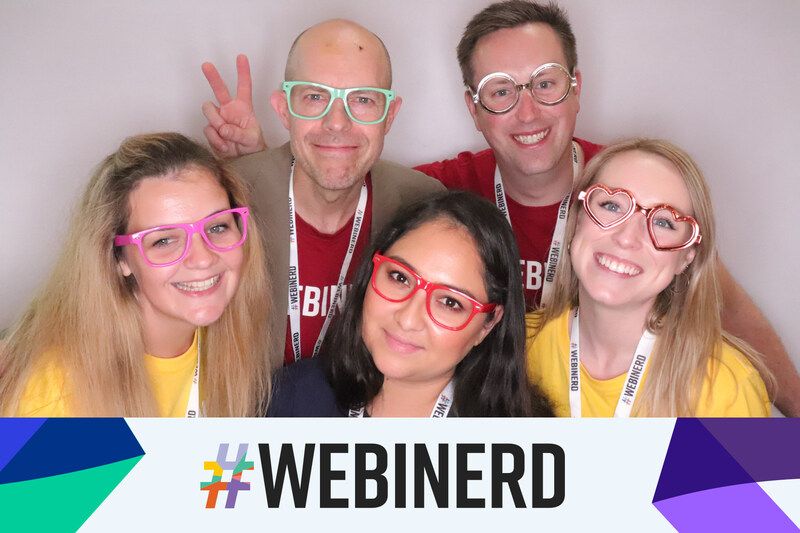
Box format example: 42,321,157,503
200,443,254,508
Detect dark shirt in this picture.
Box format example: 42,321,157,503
267,358,347,417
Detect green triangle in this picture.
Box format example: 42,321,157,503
0,455,142,532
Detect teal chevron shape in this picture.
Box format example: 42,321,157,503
0,456,142,532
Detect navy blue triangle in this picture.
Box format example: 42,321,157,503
0,418,144,484
653,418,755,502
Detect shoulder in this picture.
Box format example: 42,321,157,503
231,143,292,175
414,149,496,185
372,158,445,196
267,357,346,417
17,353,71,417
574,137,604,162
696,340,771,417
526,308,569,341
230,144,292,204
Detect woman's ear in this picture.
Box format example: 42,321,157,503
474,305,504,347
118,257,132,277
676,247,697,275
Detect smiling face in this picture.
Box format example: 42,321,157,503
271,20,401,194
361,219,502,385
118,167,244,341
570,151,698,312
465,23,580,184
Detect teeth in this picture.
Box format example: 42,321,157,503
174,274,220,292
598,255,641,276
513,129,548,144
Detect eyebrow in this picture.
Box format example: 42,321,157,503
131,206,234,233
386,254,481,300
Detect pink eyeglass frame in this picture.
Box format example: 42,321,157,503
577,184,702,251
113,207,250,267
370,253,497,331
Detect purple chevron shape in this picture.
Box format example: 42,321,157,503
653,418,754,502
700,418,800,482
654,482,798,532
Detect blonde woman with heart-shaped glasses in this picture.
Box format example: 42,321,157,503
527,138,774,417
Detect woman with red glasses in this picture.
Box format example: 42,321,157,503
1,133,271,417
527,138,773,417
269,191,552,417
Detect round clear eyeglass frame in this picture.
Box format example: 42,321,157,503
470,62,578,114
282,81,396,125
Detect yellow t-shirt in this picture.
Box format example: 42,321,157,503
526,309,770,417
16,331,199,417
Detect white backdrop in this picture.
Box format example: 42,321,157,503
1,1,798,370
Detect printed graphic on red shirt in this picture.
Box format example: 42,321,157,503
284,179,372,365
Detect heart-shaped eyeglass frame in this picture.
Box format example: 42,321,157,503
577,184,702,251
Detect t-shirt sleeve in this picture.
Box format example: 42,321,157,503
696,345,771,417
16,359,71,417
413,149,495,192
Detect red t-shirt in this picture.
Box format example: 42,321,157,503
283,177,373,365
415,137,603,309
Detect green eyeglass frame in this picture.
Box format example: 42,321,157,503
282,81,396,125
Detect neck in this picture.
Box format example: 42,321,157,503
369,374,452,418
140,303,195,358
576,289,652,380
293,167,365,234
497,141,576,207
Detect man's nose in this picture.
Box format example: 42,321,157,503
514,85,542,123
322,98,352,132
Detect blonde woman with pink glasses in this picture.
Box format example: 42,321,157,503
0,133,271,417
527,139,773,417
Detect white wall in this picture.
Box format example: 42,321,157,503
1,1,798,369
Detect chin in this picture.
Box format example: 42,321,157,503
185,306,228,327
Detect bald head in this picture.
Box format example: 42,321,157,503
285,19,393,87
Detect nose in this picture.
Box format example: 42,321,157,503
514,86,542,123
611,212,648,249
393,288,427,332
182,232,217,269
322,98,352,132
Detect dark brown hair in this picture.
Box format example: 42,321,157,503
457,0,577,88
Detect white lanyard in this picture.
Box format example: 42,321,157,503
493,141,582,304
348,379,456,418
568,308,656,418
288,159,368,362
185,328,201,418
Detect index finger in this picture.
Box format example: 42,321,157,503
201,61,232,105
235,54,253,105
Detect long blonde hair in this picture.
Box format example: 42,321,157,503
541,138,773,416
0,133,271,416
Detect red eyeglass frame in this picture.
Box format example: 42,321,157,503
370,253,497,331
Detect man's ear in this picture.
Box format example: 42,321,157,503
573,68,582,112
382,96,403,135
270,89,292,131
474,305,504,347
464,89,482,132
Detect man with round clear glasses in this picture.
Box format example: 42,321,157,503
282,81,395,125
472,62,577,114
